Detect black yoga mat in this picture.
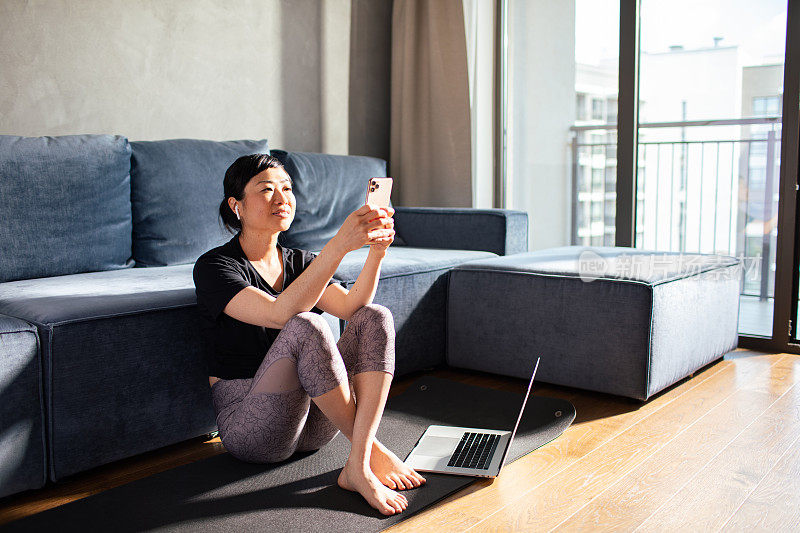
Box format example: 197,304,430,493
6,377,575,532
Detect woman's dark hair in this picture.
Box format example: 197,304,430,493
219,153,285,234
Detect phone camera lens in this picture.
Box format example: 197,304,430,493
374,183,380,189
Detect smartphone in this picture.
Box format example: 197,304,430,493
365,177,393,209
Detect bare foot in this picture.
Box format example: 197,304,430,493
370,440,427,490
337,459,409,515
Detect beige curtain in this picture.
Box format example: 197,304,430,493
390,0,472,207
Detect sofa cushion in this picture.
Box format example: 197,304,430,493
0,264,340,337
0,265,197,324
272,150,389,251
0,134,133,282
130,139,269,267
456,246,740,283
0,314,46,498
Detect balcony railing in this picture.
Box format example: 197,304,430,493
570,117,782,301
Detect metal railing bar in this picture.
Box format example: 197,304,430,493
655,144,661,250
576,138,772,147
743,143,751,260
639,144,646,243
698,143,705,252
761,129,777,300
670,143,675,250
602,143,607,242
570,137,579,245
683,142,690,252
713,142,721,252
729,142,736,255
570,116,781,132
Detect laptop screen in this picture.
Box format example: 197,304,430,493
498,357,540,469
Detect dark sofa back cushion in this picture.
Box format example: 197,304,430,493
272,150,388,251
130,138,268,266
0,134,133,282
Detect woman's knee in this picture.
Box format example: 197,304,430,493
285,312,333,340
346,304,396,376
351,303,394,331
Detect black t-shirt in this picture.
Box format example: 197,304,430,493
193,234,335,379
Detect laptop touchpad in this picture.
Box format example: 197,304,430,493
416,436,460,457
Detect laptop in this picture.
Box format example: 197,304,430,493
404,357,541,478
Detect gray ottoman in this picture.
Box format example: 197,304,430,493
446,247,742,401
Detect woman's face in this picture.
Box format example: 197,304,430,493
237,167,295,233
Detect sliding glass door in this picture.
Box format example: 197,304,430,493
500,0,800,352
634,0,787,340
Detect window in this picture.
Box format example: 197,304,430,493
576,93,587,120
753,95,781,117
591,201,602,221
606,97,618,124
605,166,616,192
577,165,590,192
637,0,787,338
576,201,589,228
592,168,603,189
591,98,604,120
604,200,616,224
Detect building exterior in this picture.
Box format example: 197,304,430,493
572,44,782,281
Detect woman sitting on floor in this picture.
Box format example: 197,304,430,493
193,153,425,516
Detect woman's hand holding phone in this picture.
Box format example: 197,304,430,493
330,178,395,255
366,205,395,252
364,178,394,252
332,205,394,254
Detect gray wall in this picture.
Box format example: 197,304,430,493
0,0,391,157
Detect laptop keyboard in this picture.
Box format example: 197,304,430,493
447,432,501,469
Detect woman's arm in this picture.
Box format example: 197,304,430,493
221,238,347,329
222,205,393,328
316,245,387,321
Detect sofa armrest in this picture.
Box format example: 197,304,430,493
393,207,528,256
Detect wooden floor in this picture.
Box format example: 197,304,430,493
1,349,799,531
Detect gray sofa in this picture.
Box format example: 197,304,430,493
0,134,527,499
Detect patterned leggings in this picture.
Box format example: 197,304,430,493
210,304,395,463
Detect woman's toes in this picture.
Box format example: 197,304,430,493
402,474,417,487
397,475,409,489
394,475,407,490
388,498,402,513
399,496,408,510
398,495,408,509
